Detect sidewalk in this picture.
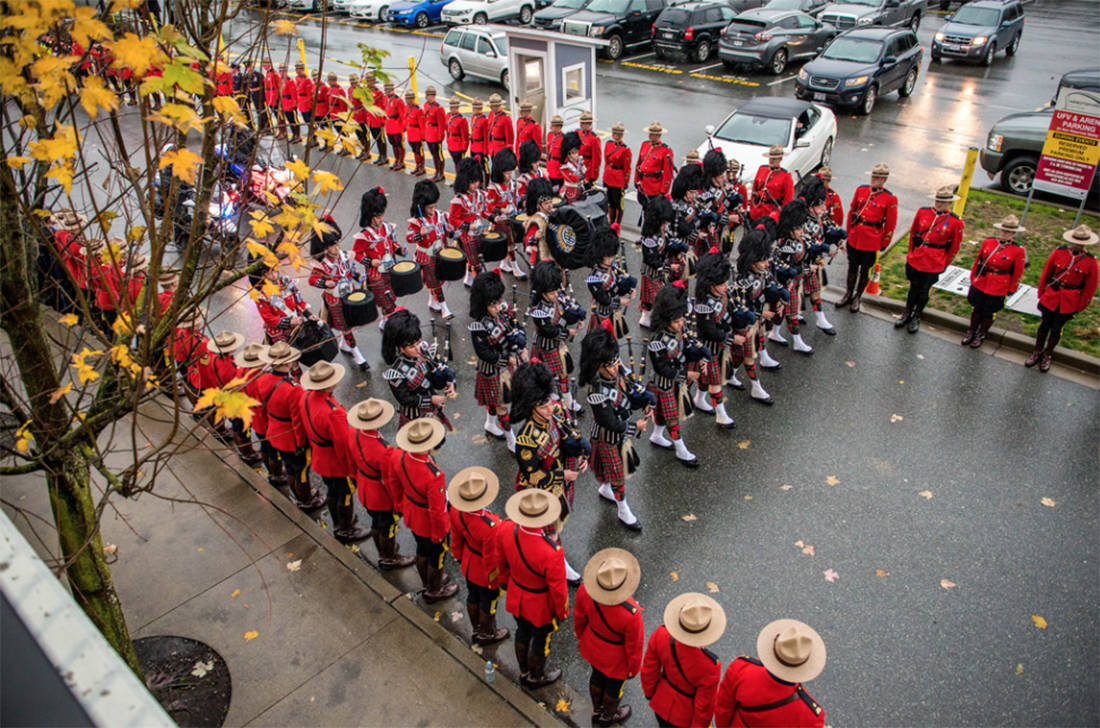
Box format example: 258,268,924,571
1,400,561,728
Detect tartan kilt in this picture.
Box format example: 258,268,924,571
460,232,481,270
801,268,821,297
532,344,567,381
697,354,722,386
475,369,502,408
591,440,625,486
322,292,347,330
730,327,754,361
415,249,441,291
640,273,661,309
367,272,396,315
691,235,709,260
647,382,679,428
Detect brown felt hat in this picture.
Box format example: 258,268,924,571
932,185,959,203
685,149,700,163
404,89,415,99
158,270,179,287
520,100,532,111
756,619,826,683
234,342,269,369
449,97,460,107
579,110,593,123
505,488,561,529
763,143,784,159
472,97,483,108
261,340,301,366
301,360,346,390
646,121,666,135
488,93,503,106
663,593,726,648
396,416,445,453
425,85,437,95
176,306,206,330
582,548,641,605
550,115,563,126
346,398,395,431
611,121,625,134
869,162,890,177
993,214,1025,235
1063,224,1098,246
206,330,245,354
448,466,499,512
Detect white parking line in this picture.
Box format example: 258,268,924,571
691,62,724,73
629,51,657,61
767,74,798,86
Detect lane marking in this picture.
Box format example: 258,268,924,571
622,60,683,74
767,73,797,86
629,51,657,61
691,62,724,73
689,72,758,87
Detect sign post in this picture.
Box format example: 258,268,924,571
1025,87,1100,226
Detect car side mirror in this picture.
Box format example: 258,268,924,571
944,13,952,20
884,55,897,64
795,138,810,148
705,124,715,136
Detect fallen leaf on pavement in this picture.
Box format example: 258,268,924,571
917,354,925,360
286,552,294,558
347,543,360,553
1031,615,1047,630
825,476,840,486
681,513,697,522
244,630,259,641
471,644,484,655
890,414,904,423
780,484,792,491
794,540,805,548
919,490,933,499
706,581,720,593
104,543,117,555
286,559,302,571
230,589,240,598
555,699,572,713
898,380,904,384
433,611,441,622
845,361,855,368
1015,663,1024,675
191,659,214,678
453,412,463,419
669,571,679,581
1040,497,1056,507
737,440,750,449
823,569,839,583
801,545,815,556
355,381,367,388
451,611,463,622
197,547,203,552
940,579,957,590
59,313,79,327
875,569,890,578
744,495,752,501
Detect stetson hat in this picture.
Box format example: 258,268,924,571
663,593,726,648
646,121,666,135
346,398,395,431
384,81,395,91
51,209,86,232
127,252,149,273
932,185,959,203
727,158,741,171
81,237,105,256
582,548,641,605
818,165,832,180
488,93,503,106
763,143,784,159
869,162,890,177
685,149,700,163
756,619,826,683
611,121,625,134
301,360,346,390
396,416,445,453
992,214,1025,235
447,466,499,512
207,330,245,354
327,72,338,82
472,97,483,108
279,64,288,72
520,100,533,111
449,97,460,107
579,110,594,123
295,61,305,69
505,488,561,529
425,85,437,95
404,89,415,99
234,342,268,369
158,270,179,287
176,306,205,330
550,115,563,126
1063,224,1098,246
348,74,359,83
261,340,301,366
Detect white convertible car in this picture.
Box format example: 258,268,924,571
696,97,837,186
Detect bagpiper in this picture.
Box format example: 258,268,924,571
603,122,632,227
670,164,705,259
749,144,794,225
407,179,457,320
769,200,816,355
529,261,586,410
448,466,509,645
450,156,488,285
647,283,707,465
698,149,739,254
381,309,455,428
469,271,527,449
797,177,843,336
840,163,897,312
351,187,401,334
895,185,964,334
724,157,751,247
692,252,740,424
638,197,678,330
559,131,586,203
730,230,778,404
1029,224,1098,371
587,228,637,339
308,217,371,370
962,214,1026,349
486,148,526,279
815,165,844,227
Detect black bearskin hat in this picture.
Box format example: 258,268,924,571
703,149,727,182
737,228,773,277
309,214,342,258
579,327,619,387
777,199,809,239
491,147,518,184
641,196,675,237
694,251,731,300
651,283,689,332
800,175,828,208
585,227,620,268
509,360,554,424
518,139,541,174
410,179,440,218
454,157,484,195
530,259,563,295
559,131,582,163
358,186,387,228
469,270,505,319
671,163,704,201
525,178,556,215
381,309,421,365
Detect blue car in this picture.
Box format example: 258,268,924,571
389,0,454,26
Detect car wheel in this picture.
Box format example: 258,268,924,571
519,4,533,23
415,11,429,26
898,66,917,97
908,12,920,32
379,5,389,20
1006,32,1021,56
695,40,711,63
819,137,833,167
606,34,624,60
1001,155,1037,195
981,40,996,66
474,11,487,23
449,58,465,80
654,47,666,60
770,48,787,75
859,84,877,115
501,69,509,90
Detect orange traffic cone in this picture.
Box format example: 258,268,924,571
865,263,881,296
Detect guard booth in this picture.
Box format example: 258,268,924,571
491,25,607,132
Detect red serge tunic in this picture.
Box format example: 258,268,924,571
392,450,449,541
279,73,296,111
713,656,825,728
497,521,569,627
449,508,503,589
574,584,644,680
846,185,898,252
488,110,514,157
635,141,675,197
255,372,305,453
384,94,406,135
546,131,564,179
295,74,314,114
970,238,1026,297
579,129,602,183
405,103,425,143
326,83,348,118
312,82,330,119
348,429,402,512
906,207,964,274
264,70,280,107
515,116,543,154
603,139,633,189
470,112,489,155
749,166,794,223
641,625,722,728
1037,247,1098,314
446,112,470,153
301,390,354,478
423,100,446,144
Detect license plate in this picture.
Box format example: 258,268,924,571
662,30,676,38
732,40,743,46
943,43,962,51
813,92,826,101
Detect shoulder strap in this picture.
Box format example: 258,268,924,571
513,524,546,580
739,691,799,713
668,639,696,695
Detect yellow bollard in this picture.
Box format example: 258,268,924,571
954,146,979,217
408,56,418,100
298,39,308,72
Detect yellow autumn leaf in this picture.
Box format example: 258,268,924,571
737,440,750,450
669,571,678,581
273,18,299,35
110,0,144,10
243,630,259,641
245,239,278,267
315,127,337,147
71,347,103,385
69,5,112,49
310,217,336,241
15,437,31,454
249,210,275,239
148,102,204,133
31,54,76,110
1015,663,1024,675
1040,497,1056,508
1031,615,1047,630
875,569,890,578
825,475,840,486
45,160,76,195
59,313,79,327
705,581,720,593
555,699,571,713
127,225,146,243
940,579,957,590
919,490,934,499
311,170,344,196
48,382,73,404
276,241,306,271
78,76,119,120
110,343,135,369
6,156,31,170
108,33,165,77
28,125,78,164
285,158,310,181
212,95,246,126
272,208,302,231
230,589,241,598
261,280,280,299
195,380,259,429
159,148,202,186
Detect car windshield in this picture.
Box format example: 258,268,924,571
714,112,792,147
659,8,690,23
842,0,881,6
951,6,1000,25
553,0,589,9
585,0,629,13
493,36,508,50
822,37,882,62
765,0,802,9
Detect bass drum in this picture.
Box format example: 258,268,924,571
547,190,611,270
341,289,378,327
294,320,339,368
435,246,467,281
390,260,423,297
479,230,508,262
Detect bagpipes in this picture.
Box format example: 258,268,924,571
620,339,656,479
500,286,529,403
428,320,457,394
557,377,592,461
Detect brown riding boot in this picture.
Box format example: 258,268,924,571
589,684,606,726
1039,342,1056,372
969,316,993,348
514,640,530,682
960,310,982,346
1024,346,1043,368
475,609,509,645
378,535,415,570
232,429,263,467
329,494,370,543
836,268,858,308
523,651,561,688
423,564,459,601
596,695,632,726
262,448,288,487
289,472,326,510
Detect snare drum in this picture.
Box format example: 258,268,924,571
479,231,507,262
390,260,423,297
435,247,467,281
341,289,378,327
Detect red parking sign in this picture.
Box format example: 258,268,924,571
1034,89,1100,200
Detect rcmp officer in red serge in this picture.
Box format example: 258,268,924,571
749,144,794,225
498,488,569,688
1029,224,1099,371
635,121,675,220
422,86,448,182
448,466,510,646
515,100,543,155
300,361,371,543
713,619,826,728
487,93,514,157
895,185,964,334
579,110,602,187
575,548,645,727
603,122,632,227
641,592,725,728
839,162,897,313
546,115,566,187
962,214,1027,349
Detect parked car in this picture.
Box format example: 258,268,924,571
761,0,831,18
820,0,922,32
533,0,591,30
440,26,510,87
560,0,667,60
718,9,837,74
652,1,740,63
697,98,837,184
285,0,324,11
389,0,454,26
330,0,356,13
727,0,768,10
442,0,535,24
1053,67,1100,105
931,0,1023,65
348,0,395,20
795,27,920,114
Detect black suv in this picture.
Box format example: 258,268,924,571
718,9,837,74
533,0,591,31
653,1,740,62
560,0,667,59
795,27,922,114
761,0,831,18
931,0,1024,66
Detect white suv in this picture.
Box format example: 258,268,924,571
348,0,393,19
442,0,535,25
440,26,510,88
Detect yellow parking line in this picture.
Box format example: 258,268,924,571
411,30,446,37
690,72,758,87
621,61,682,74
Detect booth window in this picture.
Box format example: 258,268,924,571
563,63,585,103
